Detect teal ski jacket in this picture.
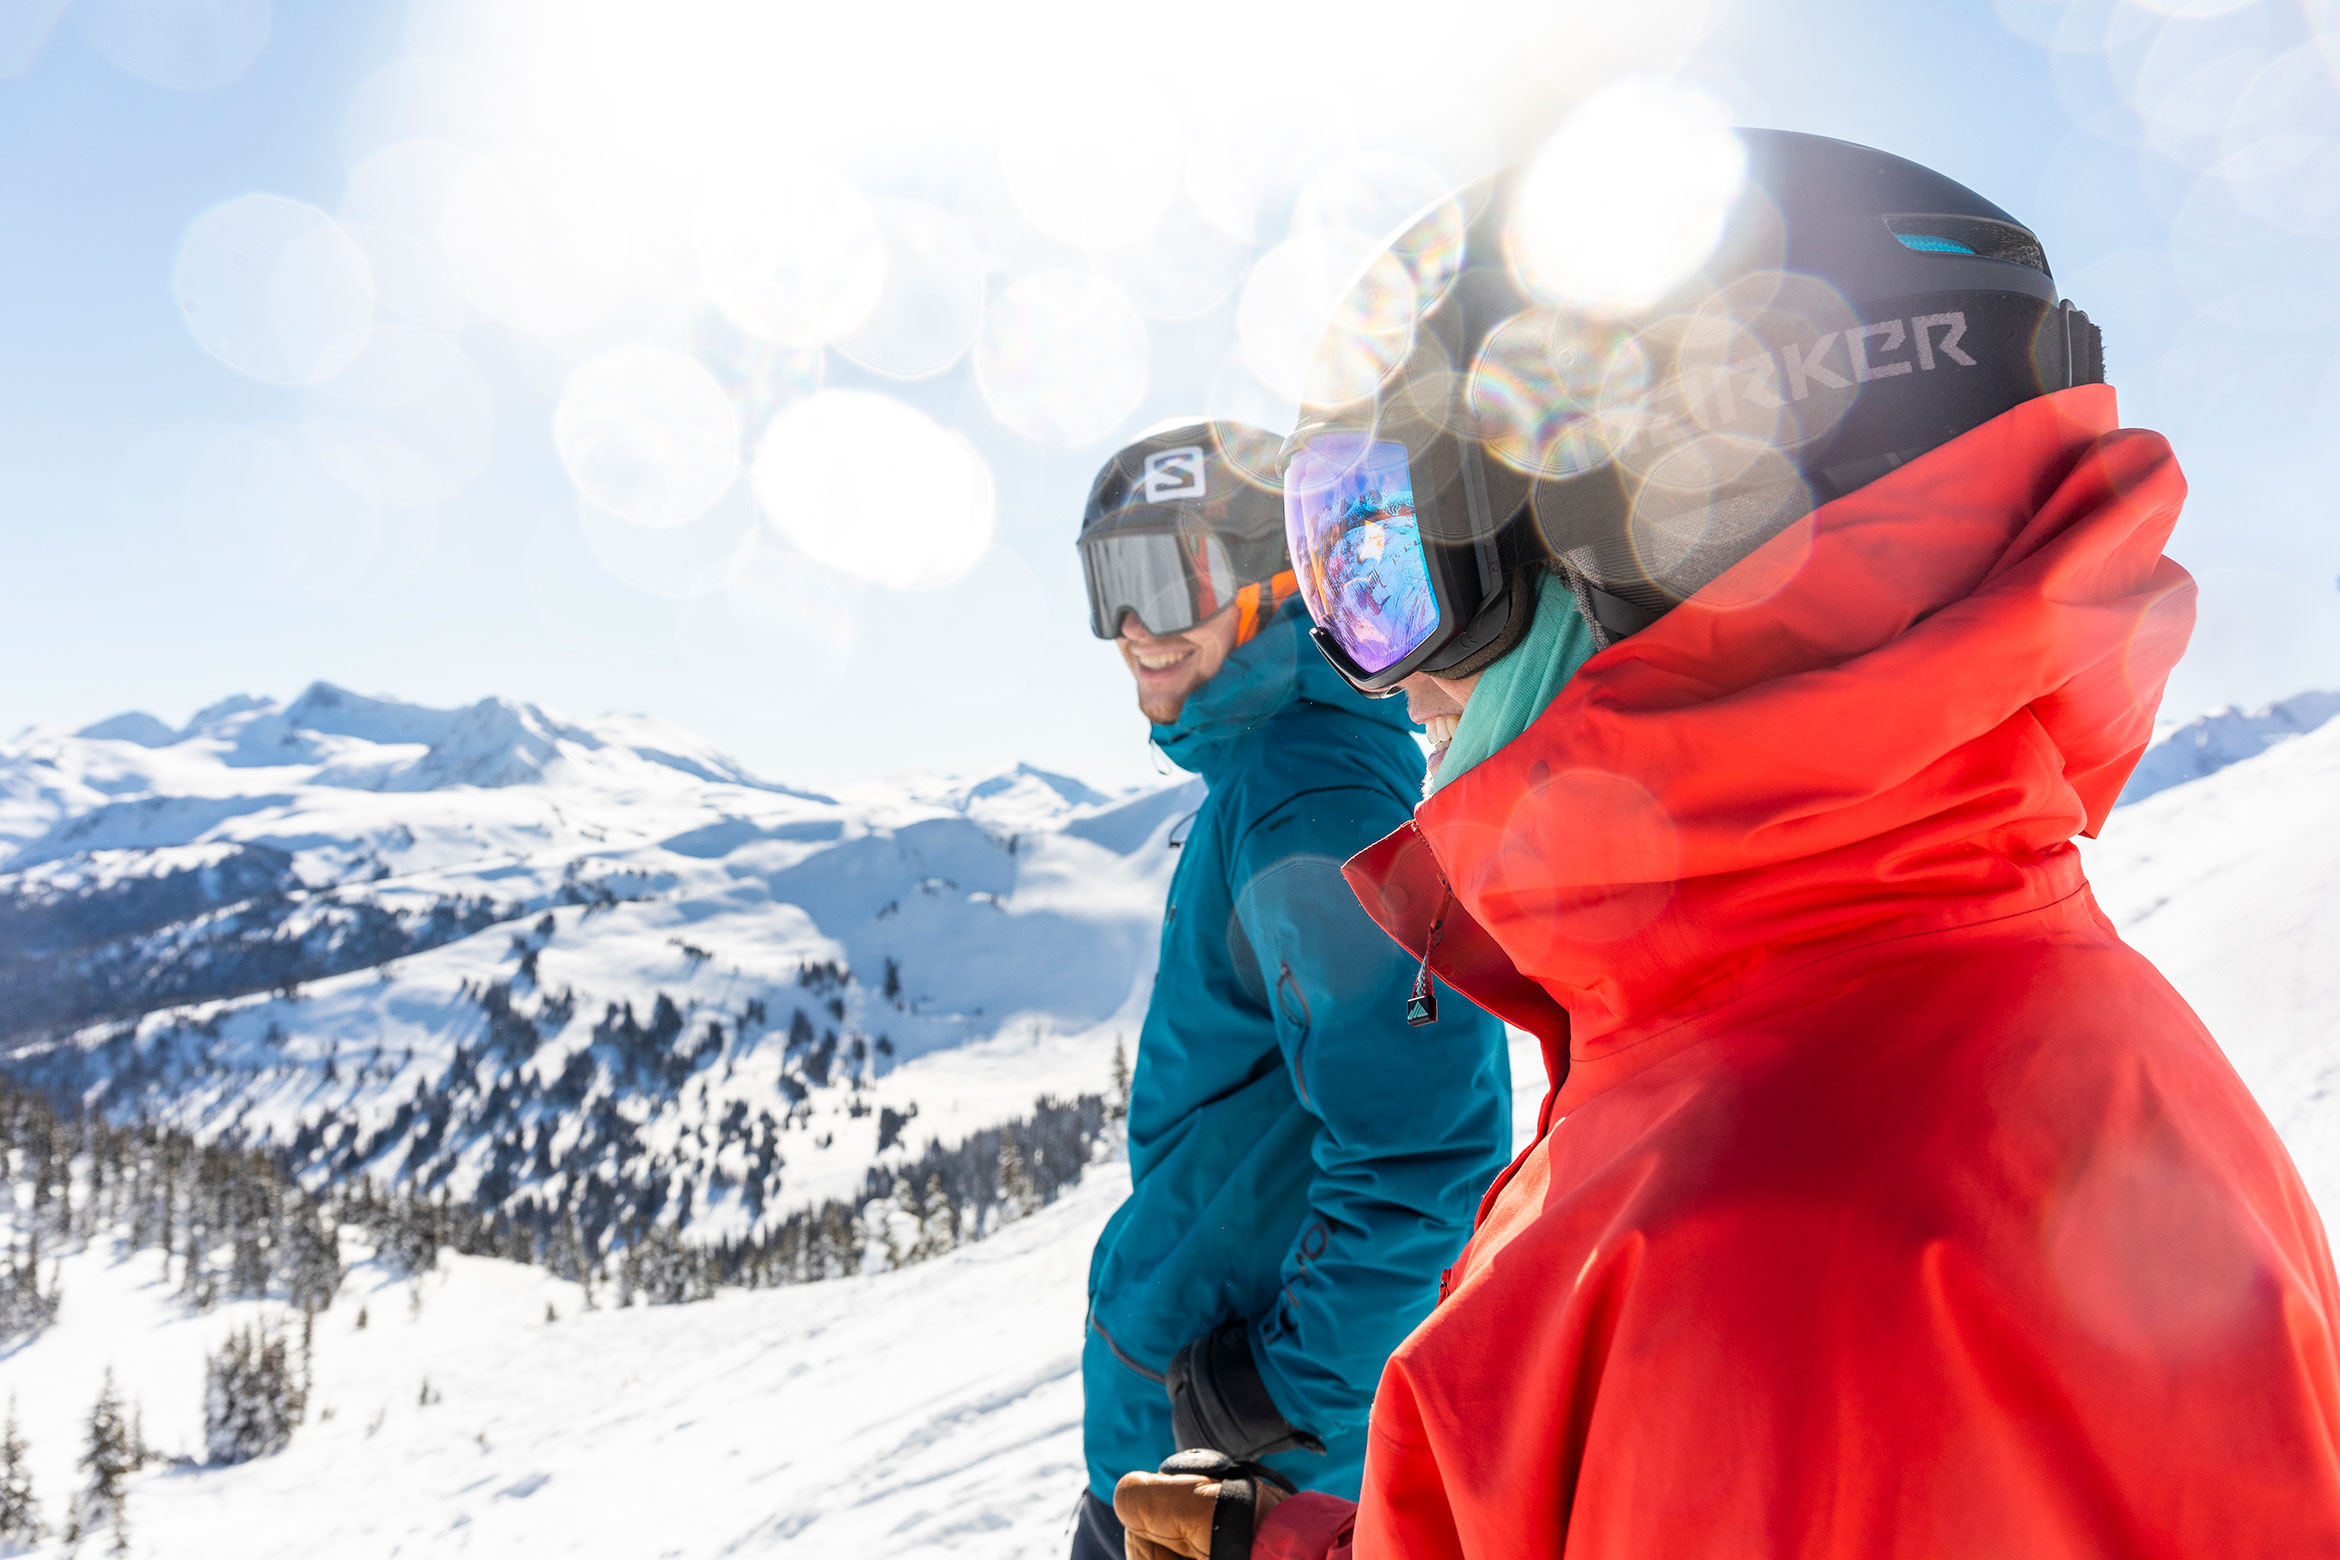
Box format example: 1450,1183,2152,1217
1081,601,1512,1501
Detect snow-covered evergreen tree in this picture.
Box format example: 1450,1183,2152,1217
997,1127,1038,1220
910,1173,958,1262
204,1320,307,1465
1107,1037,1131,1122
65,1369,132,1556
0,1396,39,1555
283,1199,343,1312
0,1230,60,1346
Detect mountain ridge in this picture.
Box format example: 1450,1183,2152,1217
2120,689,2340,806
1,685,1191,1260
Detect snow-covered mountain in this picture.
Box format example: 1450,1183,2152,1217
0,684,1196,1248
2117,689,2340,806
2084,701,2340,1208
1,686,2334,1560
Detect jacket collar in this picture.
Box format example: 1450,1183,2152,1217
1151,599,1409,780
1347,386,2193,1081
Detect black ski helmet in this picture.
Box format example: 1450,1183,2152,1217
1284,128,2105,678
1078,421,1289,639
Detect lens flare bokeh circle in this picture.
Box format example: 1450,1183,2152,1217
174,194,377,387
833,200,986,380
555,344,741,530
751,389,995,591
81,0,270,92
301,323,496,509
1243,232,1418,408
1506,78,1747,316
695,165,886,349
1468,308,1650,478
974,269,1148,446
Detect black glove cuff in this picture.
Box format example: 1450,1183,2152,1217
1167,1318,1325,1462
1158,1449,1298,1560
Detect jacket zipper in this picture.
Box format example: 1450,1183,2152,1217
1406,883,1452,1026
1088,1311,1167,1384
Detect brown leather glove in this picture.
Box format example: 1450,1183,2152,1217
1115,1451,1292,1560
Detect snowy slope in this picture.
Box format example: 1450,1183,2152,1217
0,1044,1550,1560
0,686,1197,1241
2,689,2333,1560
2084,710,2340,1210
2,1167,1125,1559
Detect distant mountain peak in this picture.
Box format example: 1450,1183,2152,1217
47,683,838,801
2121,689,2340,806
183,693,274,735
393,696,575,790
958,763,1111,810
74,711,179,748
0,686,1179,1253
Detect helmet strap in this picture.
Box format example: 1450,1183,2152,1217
1430,565,1543,681
1555,564,1668,648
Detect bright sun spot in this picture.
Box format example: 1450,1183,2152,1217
1507,78,1746,316
751,390,995,592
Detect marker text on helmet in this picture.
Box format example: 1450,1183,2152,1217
1678,309,1977,432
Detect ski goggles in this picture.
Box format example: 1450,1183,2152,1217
1284,432,1438,675
1079,521,1237,639
1280,420,1525,692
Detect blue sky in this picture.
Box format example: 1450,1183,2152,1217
2,0,2335,789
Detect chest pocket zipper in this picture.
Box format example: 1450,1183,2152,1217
1088,1310,1168,1384
1274,960,1314,1106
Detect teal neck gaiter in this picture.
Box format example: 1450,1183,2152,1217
1427,571,1602,795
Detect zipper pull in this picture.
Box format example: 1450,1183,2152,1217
1406,888,1450,1027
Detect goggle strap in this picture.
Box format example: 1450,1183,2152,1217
1234,570,1299,647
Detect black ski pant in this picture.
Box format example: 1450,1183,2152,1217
1069,1489,1126,1560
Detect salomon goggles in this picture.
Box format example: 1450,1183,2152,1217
1079,520,1238,639
1079,422,1291,640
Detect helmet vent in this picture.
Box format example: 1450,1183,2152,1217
1884,214,2049,277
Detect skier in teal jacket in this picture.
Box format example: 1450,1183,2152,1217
1069,423,1512,1559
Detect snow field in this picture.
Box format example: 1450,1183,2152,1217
5,1167,1127,1559
2,1030,1548,1560
4,683,2335,1558
2083,712,2340,1211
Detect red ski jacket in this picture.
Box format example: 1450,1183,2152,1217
1257,387,2340,1559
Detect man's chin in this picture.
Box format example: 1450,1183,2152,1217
1137,677,1202,726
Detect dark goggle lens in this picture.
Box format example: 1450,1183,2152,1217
1080,529,1236,639
1283,432,1439,676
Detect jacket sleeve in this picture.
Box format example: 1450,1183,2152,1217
1257,1491,1358,1560
1225,781,1511,1441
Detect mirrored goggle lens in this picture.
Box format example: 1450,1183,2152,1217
1282,433,1439,676
1080,530,1235,638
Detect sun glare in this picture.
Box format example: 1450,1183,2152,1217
1507,78,1746,315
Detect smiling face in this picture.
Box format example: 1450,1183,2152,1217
1401,667,1482,782
1117,604,1242,725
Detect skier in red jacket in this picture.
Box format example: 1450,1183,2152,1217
1115,129,2340,1559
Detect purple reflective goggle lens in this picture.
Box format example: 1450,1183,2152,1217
1282,432,1439,676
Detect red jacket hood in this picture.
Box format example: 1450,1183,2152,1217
1348,386,2195,1083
